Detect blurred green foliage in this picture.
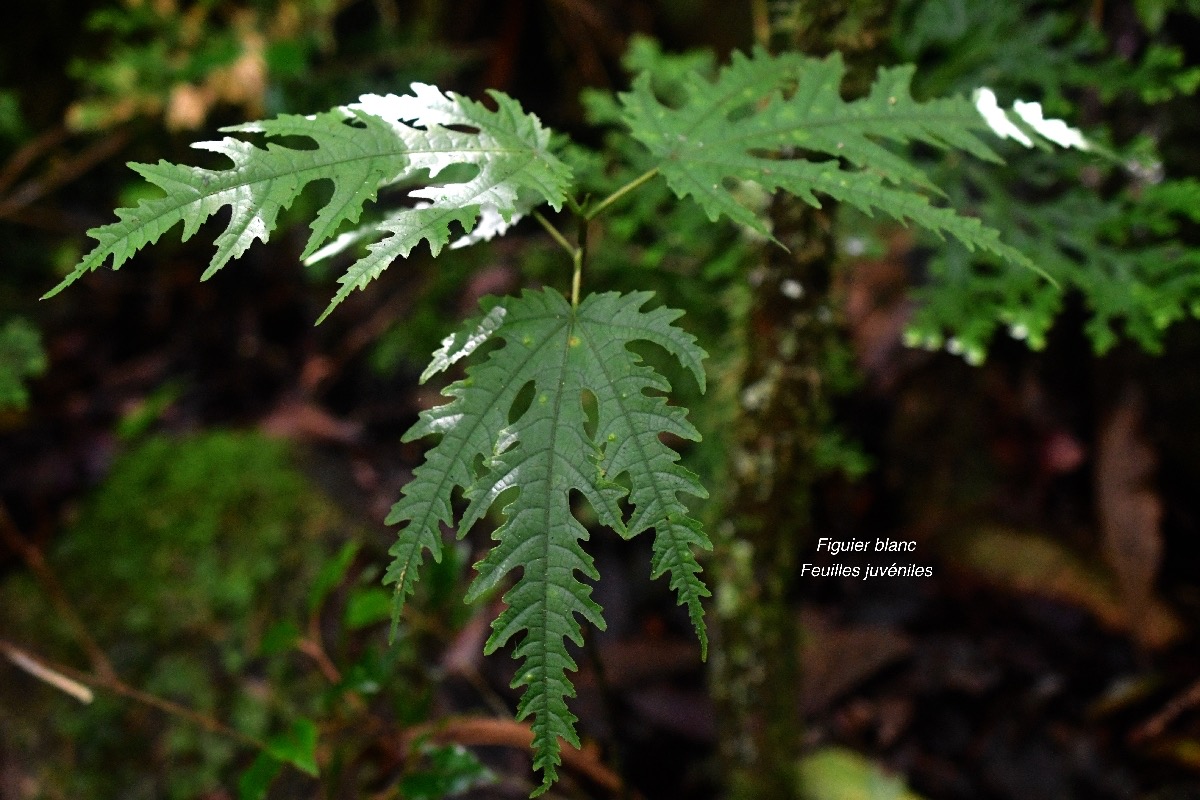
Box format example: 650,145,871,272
0,430,486,798
1,431,333,797
399,742,496,800
66,0,476,131
67,0,338,130
0,88,24,143
891,0,1200,358
0,317,45,411
57,431,329,641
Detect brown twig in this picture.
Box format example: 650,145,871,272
0,637,265,750
0,129,131,221
0,204,98,233
300,613,344,685
1131,677,1200,743
0,502,268,752
751,0,772,49
1,639,94,703
0,503,116,680
0,125,68,196
546,0,614,90
403,715,640,797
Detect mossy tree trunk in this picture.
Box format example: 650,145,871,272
708,3,892,798
709,199,841,799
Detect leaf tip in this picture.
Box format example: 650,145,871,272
41,279,70,300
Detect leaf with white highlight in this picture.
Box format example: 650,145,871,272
49,84,572,323
975,88,1091,151
619,48,1091,277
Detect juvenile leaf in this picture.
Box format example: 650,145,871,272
49,84,572,321
387,288,708,792
618,47,1073,272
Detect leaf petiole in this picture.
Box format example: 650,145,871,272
584,167,660,221
532,209,577,258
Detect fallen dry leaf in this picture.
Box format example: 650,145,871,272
798,608,913,714
1095,388,1164,644
259,396,360,444
944,524,1180,648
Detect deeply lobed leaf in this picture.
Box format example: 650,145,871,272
48,84,572,321
617,47,1073,273
387,289,708,792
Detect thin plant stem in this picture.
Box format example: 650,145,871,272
584,167,659,221
751,0,771,47
541,168,659,305
532,209,585,303
0,638,267,751
0,503,116,680
301,615,343,685
532,209,577,257
572,215,588,308
0,130,130,222
0,502,271,755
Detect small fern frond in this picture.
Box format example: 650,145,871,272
47,84,572,321
388,288,707,792
618,48,1082,274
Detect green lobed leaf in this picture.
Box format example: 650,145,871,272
263,718,319,777
237,752,283,800
49,83,572,322
617,47,1071,275
387,288,708,792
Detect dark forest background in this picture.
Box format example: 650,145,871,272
4,1,1200,798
